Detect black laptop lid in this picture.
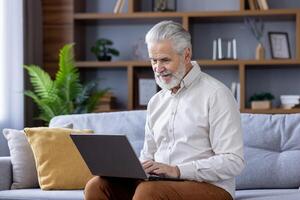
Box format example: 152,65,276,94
70,134,147,179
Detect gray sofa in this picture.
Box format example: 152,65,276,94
1,110,300,200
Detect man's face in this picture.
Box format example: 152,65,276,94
148,40,186,90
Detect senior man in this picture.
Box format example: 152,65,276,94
84,20,245,200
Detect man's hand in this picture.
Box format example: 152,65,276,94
142,160,180,178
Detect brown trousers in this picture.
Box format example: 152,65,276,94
84,176,233,200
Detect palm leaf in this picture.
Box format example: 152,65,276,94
55,43,82,112
24,65,58,102
24,43,109,124
24,90,56,122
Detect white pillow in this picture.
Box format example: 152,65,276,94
3,129,39,189
2,123,73,189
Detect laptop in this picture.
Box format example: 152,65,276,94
70,134,182,181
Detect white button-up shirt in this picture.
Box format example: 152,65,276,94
140,61,245,198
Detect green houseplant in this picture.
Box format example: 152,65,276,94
25,43,107,124
249,92,274,110
90,38,120,61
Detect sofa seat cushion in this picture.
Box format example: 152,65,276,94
0,189,83,200
236,189,300,200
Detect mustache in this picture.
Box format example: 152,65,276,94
154,71,171,76
154,71,183,81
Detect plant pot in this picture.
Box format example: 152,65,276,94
251,100,271,110
97,55,112,61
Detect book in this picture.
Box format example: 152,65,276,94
260,0,269,10
257,0,269,10
253,0,260,10
236,83,241,109
231,82,237,98
113,0,122,13
248,0,256,10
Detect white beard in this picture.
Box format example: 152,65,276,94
154,61,186,90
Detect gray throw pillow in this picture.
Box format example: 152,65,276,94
3,129,39,189
2,123,73,189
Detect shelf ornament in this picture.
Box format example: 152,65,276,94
245,17,265,60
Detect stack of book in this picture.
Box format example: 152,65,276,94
248,0,269,10
93,92,116,112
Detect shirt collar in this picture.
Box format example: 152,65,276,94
180,61,201,89
168,61,201,96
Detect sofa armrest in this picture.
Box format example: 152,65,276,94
0,157,12,190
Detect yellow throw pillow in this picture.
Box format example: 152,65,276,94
24,127,94,190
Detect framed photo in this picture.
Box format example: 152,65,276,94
268,32,291,59
134,71,159,109
153,0,176,12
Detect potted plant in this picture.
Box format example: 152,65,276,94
249,92,274,109
91,38,120,61
25,43,108,124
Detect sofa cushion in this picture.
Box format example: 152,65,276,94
236,189,300,200
2,123,73,189
236,113,300,189
49,110,147,154
3,129,39,189
0,189,83,200
24,127,93,190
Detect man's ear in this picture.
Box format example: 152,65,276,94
184,47,192,64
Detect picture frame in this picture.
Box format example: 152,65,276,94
152,0,177,12
134,71,159,109
268,32,291,59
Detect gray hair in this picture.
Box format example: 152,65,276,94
145,21,192,55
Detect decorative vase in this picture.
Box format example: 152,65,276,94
255,43,265,60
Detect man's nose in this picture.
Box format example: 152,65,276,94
155,63,165,73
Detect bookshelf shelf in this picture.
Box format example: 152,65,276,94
243,108,300,114
76,61,151,68
42,0,300,113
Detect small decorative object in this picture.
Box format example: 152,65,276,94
280,95,300,109
268,32,291,59
153,0,176,12
213,38,237,60
132,38,148,61
249,92,274,109
93,92,116,112
245,17,265,60
91,38,120,61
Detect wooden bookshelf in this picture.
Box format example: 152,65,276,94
42,0,300,113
